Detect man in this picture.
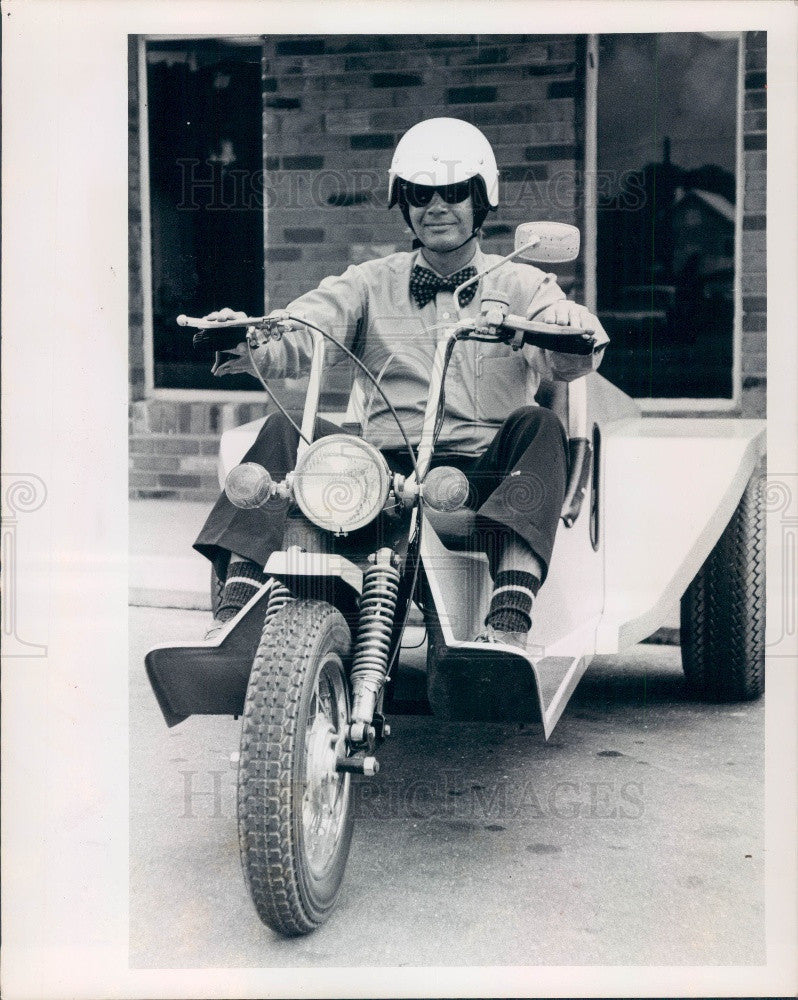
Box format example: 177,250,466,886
194,118,608,644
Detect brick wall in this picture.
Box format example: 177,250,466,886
260,34,583,308
741,30,766,419
129,399,268,501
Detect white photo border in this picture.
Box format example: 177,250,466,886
2,1,796,997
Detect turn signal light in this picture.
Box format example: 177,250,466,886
225,462,274,509
423,466,470,512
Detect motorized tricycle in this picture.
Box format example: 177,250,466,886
145,221,765,937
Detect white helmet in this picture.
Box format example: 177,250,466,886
388,117,499,210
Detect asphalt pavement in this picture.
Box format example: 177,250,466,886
130,604,764,969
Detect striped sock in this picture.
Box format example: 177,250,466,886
217,557,266,622
485,570,540,634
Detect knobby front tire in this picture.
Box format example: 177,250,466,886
237,599,354,936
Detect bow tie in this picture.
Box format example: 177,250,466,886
409,264,478,309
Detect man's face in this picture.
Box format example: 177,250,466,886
408,191,475,252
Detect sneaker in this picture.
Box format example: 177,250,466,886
473,624,528,650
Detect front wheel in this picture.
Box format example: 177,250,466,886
238,599,354,936
680,469,765,701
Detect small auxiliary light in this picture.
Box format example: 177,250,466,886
423,466,470,512
225,463,274,509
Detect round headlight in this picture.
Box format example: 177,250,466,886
293,435,391,533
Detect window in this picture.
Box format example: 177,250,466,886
145,39,265,391
593,33,741,402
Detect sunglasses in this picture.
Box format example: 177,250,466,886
400,179,472,207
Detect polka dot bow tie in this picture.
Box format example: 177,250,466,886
409,264,478,309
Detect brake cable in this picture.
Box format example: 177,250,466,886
361,353,396,442
280,314,421,482
431,335,459,449
245,339,312,446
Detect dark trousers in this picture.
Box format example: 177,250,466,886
194,406,568,585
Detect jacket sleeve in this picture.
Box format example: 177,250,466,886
523,271,608,383
257,265,368,379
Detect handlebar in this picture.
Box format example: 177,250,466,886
180,311,602,357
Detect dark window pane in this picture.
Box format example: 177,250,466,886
146,41,265,390
596,33,739,399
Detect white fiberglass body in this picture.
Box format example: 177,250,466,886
218,373,765,736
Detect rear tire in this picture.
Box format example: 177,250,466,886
237,600,354,936
680,470,765,701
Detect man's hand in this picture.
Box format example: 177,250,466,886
261,309,303,343
204,307,300,378
536,301,610,351
211,341,256,377
202,308,267,378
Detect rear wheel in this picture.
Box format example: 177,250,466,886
237,599,354,936
680,470,765,701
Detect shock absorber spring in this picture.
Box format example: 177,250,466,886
263,578,293,628
351,548,400,725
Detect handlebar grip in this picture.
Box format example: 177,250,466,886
177,314,265,329
501,314,598,356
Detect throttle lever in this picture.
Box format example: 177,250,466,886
179,313,277,353
192,327,251,353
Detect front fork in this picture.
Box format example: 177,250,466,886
344,547,401,773
262,545,402,776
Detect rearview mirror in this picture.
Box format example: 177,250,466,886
514,222,580,264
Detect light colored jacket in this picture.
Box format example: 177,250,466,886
262,246,603,455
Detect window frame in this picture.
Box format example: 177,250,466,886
583,32,745,413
